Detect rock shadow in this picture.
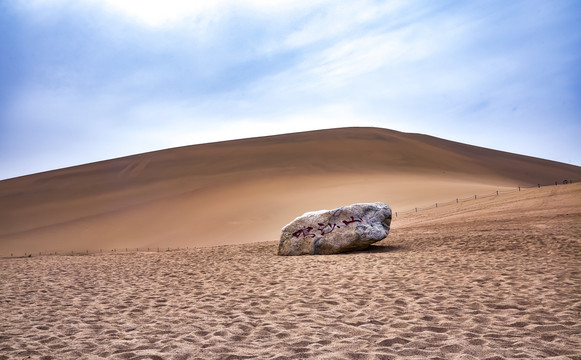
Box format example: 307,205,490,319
341,244,405,255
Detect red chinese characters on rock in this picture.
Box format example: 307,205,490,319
292,227,316,238
317,222,338,236
342,216,362,226
292,216,362,238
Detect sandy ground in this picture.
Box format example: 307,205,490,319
1,183,579,359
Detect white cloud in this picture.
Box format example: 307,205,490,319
2,0,580,181
95,0,332,28
97,0,221,27
280,1,402,50
130,103,377,149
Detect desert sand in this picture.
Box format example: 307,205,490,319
1,127,580,256
1,127,581,359
1,182,580,359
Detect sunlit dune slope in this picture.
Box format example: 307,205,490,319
1,127,580,255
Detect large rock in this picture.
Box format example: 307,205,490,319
278,202,392,256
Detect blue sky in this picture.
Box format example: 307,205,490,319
1,0,580,180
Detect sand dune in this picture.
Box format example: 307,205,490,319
1,183,579,359
1,127,580,256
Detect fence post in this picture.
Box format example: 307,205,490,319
415,208,417,213
538,184,540,188
519,186,521,191
456,198,458,203
496,191,498,196
395,212,398,217
475,194,477,199
436,203,438,208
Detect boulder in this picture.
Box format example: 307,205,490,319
278,202,392,256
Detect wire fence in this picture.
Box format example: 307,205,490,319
3,246,198,259
393,179,579,218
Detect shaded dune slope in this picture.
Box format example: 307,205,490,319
1,127,580,255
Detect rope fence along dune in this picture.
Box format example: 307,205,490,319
3,247,191,259
393,179,579,219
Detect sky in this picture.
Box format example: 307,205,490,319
1,0,580,180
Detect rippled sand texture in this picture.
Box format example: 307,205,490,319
1,185,580,359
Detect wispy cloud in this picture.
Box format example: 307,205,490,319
1,0,580,179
